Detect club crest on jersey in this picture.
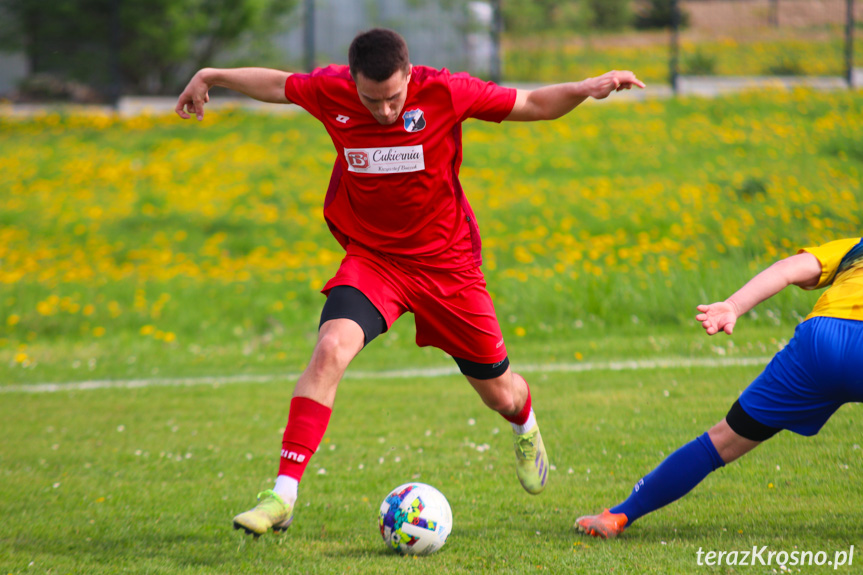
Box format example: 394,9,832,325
403,109,426,133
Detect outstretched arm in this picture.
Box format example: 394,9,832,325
504,70,645,122
695,252,822,335
175,67,292,121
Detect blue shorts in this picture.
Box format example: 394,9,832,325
738,316,863,436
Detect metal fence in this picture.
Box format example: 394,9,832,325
269,0,497,77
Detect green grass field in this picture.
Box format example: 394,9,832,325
1,87,861,573
3,359,862,573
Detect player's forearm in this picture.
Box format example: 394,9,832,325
526,83,591,119
725,253,822,317
508,83,590,121
197,67,290,104
508,72,642,121
725,265,794,318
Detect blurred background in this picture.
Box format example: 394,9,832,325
1,0,860,384
0,0,860,105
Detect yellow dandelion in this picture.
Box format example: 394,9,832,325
36,301,54,316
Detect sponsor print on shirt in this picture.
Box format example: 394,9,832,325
344,145,426,174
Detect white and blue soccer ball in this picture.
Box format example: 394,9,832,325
378,482,453,556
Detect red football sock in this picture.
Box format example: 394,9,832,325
501,381,531,426
278,396,332,482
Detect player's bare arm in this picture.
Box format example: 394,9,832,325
176,67,292,121
696,252,822,335
505,70,645,122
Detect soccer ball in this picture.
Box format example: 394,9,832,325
378,482,453,556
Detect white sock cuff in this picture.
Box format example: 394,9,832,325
274,475,299,503
511,409,536,435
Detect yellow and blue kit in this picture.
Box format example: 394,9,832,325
736,237,863,436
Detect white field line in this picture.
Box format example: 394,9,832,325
1,355,772,394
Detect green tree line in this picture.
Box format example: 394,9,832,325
0,0,297,100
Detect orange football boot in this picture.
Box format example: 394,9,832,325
575,509,628,539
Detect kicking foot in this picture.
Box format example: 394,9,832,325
575,509,628,539
233,490,294,537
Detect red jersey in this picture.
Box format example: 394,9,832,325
284,65,516,271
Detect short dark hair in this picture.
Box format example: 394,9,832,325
348,28,410,82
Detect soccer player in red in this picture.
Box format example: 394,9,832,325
176,28,644,536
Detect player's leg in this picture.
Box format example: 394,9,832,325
410,265,550,494
576,402,777,539
460,362,549,495
707,402,765,463
575,320,843,539
233,286,386,536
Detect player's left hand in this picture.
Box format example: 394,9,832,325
175,72,211,121
587,71,646,100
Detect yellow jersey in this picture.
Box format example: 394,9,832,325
800,237,863,321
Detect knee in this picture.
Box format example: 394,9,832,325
469,370,528,415
708,419,762,464
483,390,517,414
313,323,364,370
475,378,520,414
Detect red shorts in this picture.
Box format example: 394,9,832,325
322,247,508,364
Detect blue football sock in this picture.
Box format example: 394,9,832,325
610,432,725,525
